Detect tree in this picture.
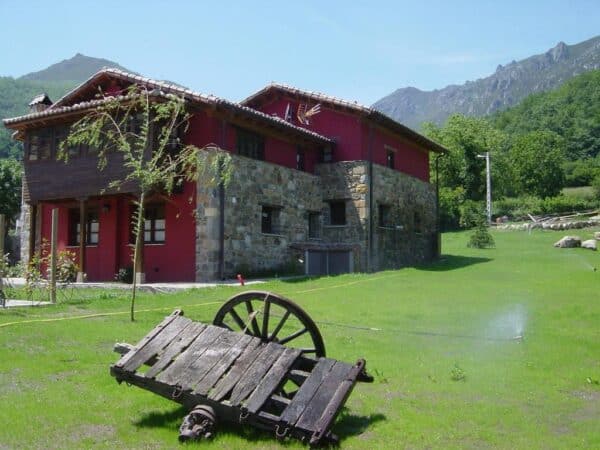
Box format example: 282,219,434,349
509,130,566,198
0,158,22,224
62,85,231,321
424,114,510,201
424,114,511,229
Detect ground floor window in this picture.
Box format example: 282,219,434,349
308,212,320,238
261,205,281,234
68,208,99,246
378,204,392,227
328,200,346,225
144,204,166,243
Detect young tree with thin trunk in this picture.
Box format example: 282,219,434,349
61,85,231,321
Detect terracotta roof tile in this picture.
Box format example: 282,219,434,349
242,83,447,153
5,68,332,144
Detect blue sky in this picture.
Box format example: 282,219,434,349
1,0,599,104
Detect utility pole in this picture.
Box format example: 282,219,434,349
477,152,492,224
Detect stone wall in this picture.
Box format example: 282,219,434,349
315,161,369,271
19,201,31,264
371,164,437,269
196,157,438,280
196,155,322,280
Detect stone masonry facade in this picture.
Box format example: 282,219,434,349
196,155,438,281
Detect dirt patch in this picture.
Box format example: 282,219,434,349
571,390,600,401
69,424,116,443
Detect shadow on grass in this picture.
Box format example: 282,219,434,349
417,254,492,272
133,405,385,445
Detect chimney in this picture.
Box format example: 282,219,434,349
28,93,53,112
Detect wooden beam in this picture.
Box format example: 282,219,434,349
76,198,87,282
49,208,58,303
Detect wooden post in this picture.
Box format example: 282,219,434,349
0,214,5,304
134,199,145,285
76,199,87,283
49,208,58,303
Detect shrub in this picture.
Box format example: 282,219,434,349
115,267,133,284
494,194,600,220
593,174,600,200
467,219,495,249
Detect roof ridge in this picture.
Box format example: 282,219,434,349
6,69,332,144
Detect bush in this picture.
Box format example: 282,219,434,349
494,194,600,220
563,160,600,187
467,220,495,249
593,174,600,200
115,267,133,284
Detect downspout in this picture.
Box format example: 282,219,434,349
435,153,442,258
218,120,226,279
367,124,374,272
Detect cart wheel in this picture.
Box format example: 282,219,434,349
213,291,326,357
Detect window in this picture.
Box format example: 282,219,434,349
144,204,166,243
261,205,281,234
320,146,333,163
236,129,264,160
308,212,320,238
28,129,52,161
379,204,392,227
68,208,99,246
386,148,395,169
329,201,346,226
296,148,305,171
414,211,422,233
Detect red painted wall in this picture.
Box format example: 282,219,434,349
185,111,319,173
254,97,430,181
38,182,197,283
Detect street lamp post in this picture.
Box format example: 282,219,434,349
477,152,492,224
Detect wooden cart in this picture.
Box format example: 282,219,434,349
110,291,372,446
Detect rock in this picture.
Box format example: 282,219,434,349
553,236,582,248
581,239,597,251
594,232,600,240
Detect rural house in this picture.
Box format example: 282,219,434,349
3,68,446,283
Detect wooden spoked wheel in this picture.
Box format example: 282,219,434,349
213,291,326,358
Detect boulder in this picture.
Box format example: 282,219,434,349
553,236,582,248
594,231,600,240
581,239,597,251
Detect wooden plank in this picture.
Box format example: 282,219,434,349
209,339,266,402
278,358,336,426
229,342,285,407
123,315,192,372
192,333,255,396
308,359,366,445
115,310,183,369
295,361,353,432
143,322,205,379
157,325,225,385
244,347,302,414
178,329,242,391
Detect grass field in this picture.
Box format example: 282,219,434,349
1,229,599,449
562,186,595,199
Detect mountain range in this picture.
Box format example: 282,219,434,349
373,35,600,130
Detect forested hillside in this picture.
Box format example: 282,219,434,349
424,69,600,229
0,77,76,159
492,69,600,161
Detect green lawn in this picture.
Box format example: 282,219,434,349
562,185,595,199
1,229,599,449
